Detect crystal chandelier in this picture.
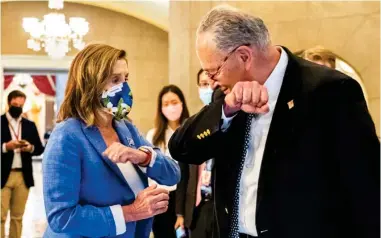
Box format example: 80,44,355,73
49,0,64,9
22,0,89,59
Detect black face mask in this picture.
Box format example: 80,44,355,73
8,106,22,119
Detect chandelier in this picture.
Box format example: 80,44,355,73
49,0,64,9
22,0,89,59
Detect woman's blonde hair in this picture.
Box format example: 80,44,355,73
302,45,336,68
57,43,127,126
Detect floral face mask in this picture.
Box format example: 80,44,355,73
101,82,133,120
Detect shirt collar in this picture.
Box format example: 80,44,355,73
264,46,289,105
6,112,22,124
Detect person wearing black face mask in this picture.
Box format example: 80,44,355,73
8,105,23,118
1,90,44,238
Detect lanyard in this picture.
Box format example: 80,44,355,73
9,121,21,140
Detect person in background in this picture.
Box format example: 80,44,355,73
302,45,336,69
146,85,190,238
197,69,214,105
43,128,52,146
1,90,44,238
173,70,216,238
198,68,229,104
43,43,180,238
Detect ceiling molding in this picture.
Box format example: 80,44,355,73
1,0,169,31
1,55,73,71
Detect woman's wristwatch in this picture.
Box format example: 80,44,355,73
138,146,152,167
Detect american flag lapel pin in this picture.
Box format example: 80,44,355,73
287,100,294,109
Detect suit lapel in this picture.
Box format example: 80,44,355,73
262,47,301,164
256,47,302,222
113,120,135,148
21,118,27,140
1,114,11,141
81,122,131,188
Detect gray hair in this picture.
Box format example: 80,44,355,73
197,5,271,52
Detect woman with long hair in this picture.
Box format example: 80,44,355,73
42,44,180,238
146,85,189,238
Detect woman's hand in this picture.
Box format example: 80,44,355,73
122,185,169,222
103,142,147,164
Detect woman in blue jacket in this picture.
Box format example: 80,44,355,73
42,43,180,238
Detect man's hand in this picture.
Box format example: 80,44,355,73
20,140,34,153
5,140,24,151
224,81,269,116
122,185,169,222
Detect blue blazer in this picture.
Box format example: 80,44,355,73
42,118,180,238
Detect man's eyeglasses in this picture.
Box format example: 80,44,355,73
204,44,250,80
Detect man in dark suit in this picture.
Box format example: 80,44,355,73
169,5,379,238
1,90,44,238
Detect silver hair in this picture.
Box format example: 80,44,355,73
197,5,271,53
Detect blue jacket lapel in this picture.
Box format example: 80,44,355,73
113,120,135,148
114,120,148,187
81,122,132,188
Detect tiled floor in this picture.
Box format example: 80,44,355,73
4,160,47,238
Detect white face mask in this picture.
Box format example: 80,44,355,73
162,103,183,122
199,87,213,105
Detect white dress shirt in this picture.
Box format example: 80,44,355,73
221,47,288,236
146,127,178,191
2,112,23,169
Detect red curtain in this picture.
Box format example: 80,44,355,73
32,75,56,96
4,75,14,89
3,75,56,96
